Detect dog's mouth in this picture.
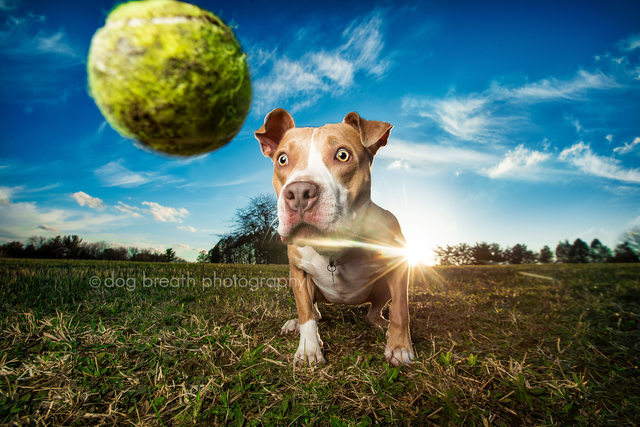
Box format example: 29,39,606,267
284,223,323,244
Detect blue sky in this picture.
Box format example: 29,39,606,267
1,0,639,262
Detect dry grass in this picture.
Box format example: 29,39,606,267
0,259,638,424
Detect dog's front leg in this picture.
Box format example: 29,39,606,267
289,262,325,365
385,262,415,366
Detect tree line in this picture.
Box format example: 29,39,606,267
0,235,184,263
196,194,288,265
2,193,638,267
434,238,639,265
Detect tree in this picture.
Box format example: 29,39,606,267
62,235,83,258
539,245,553,263
589,239,611,263
0,241,25,258
164,248,177,263
196,250,209,263
569,238,590,263
102,247,128,260
611,242,640,263
207,194,287,264
231,194,283,264
555,240,571,263
488,243,505,263
622,227,640,255
505,243,536,264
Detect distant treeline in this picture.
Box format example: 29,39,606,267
435,238,639,265
196,194,288,265
0,235,185,263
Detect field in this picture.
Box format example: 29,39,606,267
0,259,638,425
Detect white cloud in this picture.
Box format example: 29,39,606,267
114,201,142,218
619,33,640,51
94,161,151,188
559,142,640,183
403,67,621,141
570,118,582,133
311,52,354,87
403,96,492,141
253,11,390,113
0,0,20,11
486,145,551,179
387,159,411,170
178,225,197,232
491,70,619,102
605,134,614,143
0,12,82,104
613,137,640,155
71,191,104,209
377,138,496,171
142,201,189,223
0,200,124,239
0,186,15,205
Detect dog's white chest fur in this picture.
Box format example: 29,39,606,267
295,245,375,304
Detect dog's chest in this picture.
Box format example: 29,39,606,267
295,246,378,304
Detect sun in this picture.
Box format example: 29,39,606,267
404,236,435,266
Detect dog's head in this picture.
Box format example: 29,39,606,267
255,108,392,244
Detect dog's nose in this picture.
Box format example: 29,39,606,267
284,181,319,215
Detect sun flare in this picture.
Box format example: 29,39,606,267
404,237,435,266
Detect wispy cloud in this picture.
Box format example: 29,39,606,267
0,186,15,205
178,225,197,232
387,159,411,170
490,70,619,102
0,200,124,239
71,191,104,209
402,96,493,141
403,68,621,142
485,145,551,179
114,201,142,218
619,33,640,51
377,138,497,172
560,142,640,183
94,161,152,188
613,137,640,155
0,0,20,11
252,11,390,114
142,201,189,223
0,12,83,103
94,160,180,188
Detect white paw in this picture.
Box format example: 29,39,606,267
280,318,299,335
384,347,415,366
293,320,325,365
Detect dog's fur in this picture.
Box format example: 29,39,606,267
255,109,414,366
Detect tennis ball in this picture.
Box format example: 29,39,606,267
87,0,251,156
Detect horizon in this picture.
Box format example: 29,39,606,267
1,0,640,261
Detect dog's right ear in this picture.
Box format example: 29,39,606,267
255,108,295,158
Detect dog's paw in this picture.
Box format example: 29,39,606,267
384,346,415,366
293,320,325,366
280,319,299,335
367,314,389,329
294,344,326,366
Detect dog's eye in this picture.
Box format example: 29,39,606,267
336,148,350,162
277,153,288,166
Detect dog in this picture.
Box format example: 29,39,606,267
255,109,414,366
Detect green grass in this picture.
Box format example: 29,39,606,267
0,259,638,424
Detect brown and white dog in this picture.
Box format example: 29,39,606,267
255,109,414,366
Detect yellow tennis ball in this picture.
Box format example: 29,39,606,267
87,0,251,156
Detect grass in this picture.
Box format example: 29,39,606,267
0,259,638,424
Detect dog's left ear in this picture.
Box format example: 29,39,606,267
343,112,392,156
